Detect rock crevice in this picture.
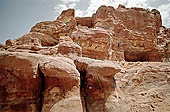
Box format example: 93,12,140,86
38,64,45,112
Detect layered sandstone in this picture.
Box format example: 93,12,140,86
71,5,164,61
0,4,170,112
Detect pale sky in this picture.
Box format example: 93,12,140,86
0,0,170,44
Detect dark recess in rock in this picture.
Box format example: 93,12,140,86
38,64,45,112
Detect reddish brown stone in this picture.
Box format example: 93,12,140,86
76,17,93,28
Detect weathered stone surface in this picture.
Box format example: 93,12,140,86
93,5,161,31
6,39,14,46
1,4,170,112
157,27,170,61
113,62,170,112
0,51,42,112
57,9,75,23
72,5,164,61
6,32,57,47
76,17,93,28
0,51,81,112
5,5,168,62
0,43,5,51
30,21,71,42
50,86,83,112
75,57,121,112
71,27,118,60
56,41,82,60
39,57,80,112
30,9,76,45
5,34,82,60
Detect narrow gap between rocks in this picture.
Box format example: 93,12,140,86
79,69,88,112
38,64,45,112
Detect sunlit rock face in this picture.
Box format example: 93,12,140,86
0,4,170,112
72,5,165,62
114,62,170,112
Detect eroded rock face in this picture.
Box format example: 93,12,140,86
113,62,170,112
0,51,81,112
1,4,170,112
39,57,80,112
30,20,75,43
4,5,168,62
0,51,42,112
71,27,118,60
75,57,121,112
50,86,83,112
0,43,5,51
157,27,170,61
56,41,82,60
6,32,57,47
57,9,75,24
76,17,93,28
71,5,164,61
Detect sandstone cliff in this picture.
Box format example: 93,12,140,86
0,4,170,112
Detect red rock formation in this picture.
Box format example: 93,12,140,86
71,27,116,60
57,9,75,23
76,17,93,28
0,51,42,112
75,57,121,112
0,4,170,112
38,57,80,112
72,5,163,61
56,41,82,60
0,51,80,112
30,20,75,43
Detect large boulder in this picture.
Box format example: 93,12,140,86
38,57,80,112
0,51,42,112
74,57,121,112
0,51,81,112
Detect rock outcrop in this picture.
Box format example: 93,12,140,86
71,27,115,60
75,57,121,112
0,43,5,51
0,4,170,112
0,51,41,112
71,5,164,61
0,51,80,112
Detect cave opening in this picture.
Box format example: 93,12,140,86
79,69,88,112
38,64,45,112
124,51,150,62
76,17,94,28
